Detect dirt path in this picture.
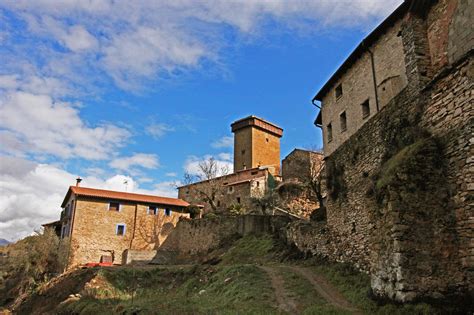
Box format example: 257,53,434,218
289,266,361,314
259,266,298,314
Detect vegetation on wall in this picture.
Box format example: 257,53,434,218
373,136,446,206
325,159,347,201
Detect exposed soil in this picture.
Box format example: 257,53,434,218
289,266,361,314
259,266,298,314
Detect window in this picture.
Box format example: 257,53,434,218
361,100,370,118
109,202,120,211
217,200,221,207
148,206,157,215
116,224,126,236
164,208,171,216
228,186,234,193
256,181,260,187
241,149,246,155
266,138,269,142
251,171,258,175
237,197,241,204
335,84,343,99
327,123,333,142
340,112,347,132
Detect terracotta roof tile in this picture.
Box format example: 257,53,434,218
61,186,189,208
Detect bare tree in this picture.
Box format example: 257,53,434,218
304,155,326,221
182,157,230,212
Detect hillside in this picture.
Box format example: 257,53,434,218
6,235,454,315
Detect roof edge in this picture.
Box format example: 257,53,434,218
312,0,411,102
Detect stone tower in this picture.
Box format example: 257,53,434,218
231,116,283,175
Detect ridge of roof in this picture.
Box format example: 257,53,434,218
61,186,189,208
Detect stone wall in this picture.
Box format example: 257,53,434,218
155,215,290,262
286,52,472,299
293,0,472,302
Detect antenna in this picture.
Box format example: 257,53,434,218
124,179,128,192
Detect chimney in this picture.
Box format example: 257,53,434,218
76,177,82,187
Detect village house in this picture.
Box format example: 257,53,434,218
178,115,283,214
57,180,190,267
279,149,325,218
304,0,473,302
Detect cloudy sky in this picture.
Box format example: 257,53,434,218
0,0,402,241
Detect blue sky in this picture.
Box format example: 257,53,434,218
0,0,402,240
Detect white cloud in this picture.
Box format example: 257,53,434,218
184,154,233,177
212,136,233,148
0,156,179,241
109,153,160,171
218,152,232,161
165,172,177,177
146,123,175,139
0,0,402,91
0,91,130,159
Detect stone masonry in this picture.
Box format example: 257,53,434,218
301,0,473,302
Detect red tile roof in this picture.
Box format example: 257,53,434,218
61,186,189,208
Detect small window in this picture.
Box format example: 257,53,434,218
109,202,120,211
361,100,370,118
335,84,343,99
340,112,347,132
237,197,241,204
241,150,246,155
266,137,269,143
116,224,126,236
228,186,234,193
251,171,258,175
256,181,260,187
327,123,333,142
148,206,157,215
164,208,171,216
217,200,221,207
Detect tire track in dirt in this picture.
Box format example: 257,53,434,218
289,266,361,314
259,266,298,314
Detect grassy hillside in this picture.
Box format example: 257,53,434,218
6,234,466,314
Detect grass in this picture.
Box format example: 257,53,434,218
307,261,437,315
220,234,276,265
279,267,346,314
57,264,277,315
15,234,463,314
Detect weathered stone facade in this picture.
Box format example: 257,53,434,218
178,167,272,214
179,115,283,214
232,116,283,175
315,12,408,156
304,0,473,302
282,149,323,184
59,186,190,267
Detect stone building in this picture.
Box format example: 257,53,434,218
303,0,473,302
178,167,274,214
58,181,190,267
178,116,283,214
278,149,325,218
282,149,323,184
232,116,283,176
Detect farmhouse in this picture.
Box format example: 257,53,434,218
58,180,190,267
